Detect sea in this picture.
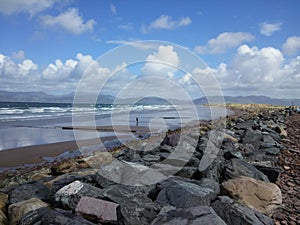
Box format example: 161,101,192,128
0,101,228,152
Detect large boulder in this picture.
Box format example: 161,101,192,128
240,128,263,149
75,196,119,224
8,181,52,205
212,196,274,225
221,176,282,216
102,184,160,225
8,198,48,225
55,180,104,210
19,207,95,225
223,158,270,182
151,206,227,225
155,178,217,208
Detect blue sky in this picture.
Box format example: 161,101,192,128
0,0,300,98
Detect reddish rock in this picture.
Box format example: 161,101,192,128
75,196,119,224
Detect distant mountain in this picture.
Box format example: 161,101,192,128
0,90,116,104
193,95,300,106
1,90,299,106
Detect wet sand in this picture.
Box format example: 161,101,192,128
0,125,151,168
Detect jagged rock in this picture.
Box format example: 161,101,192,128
223,158,270,182
50,159,81,175
8,198,48,225
0,210,8,225
151,206,227,225
160,132,181,147
235,120,255,130
175,166,198,178
253,164,282,183
44,169,98,190
55,180,104,210
19,207,95,225
75,196,119,224
260,135,279,148
212,196,275,225
8,181,52,205
221,176,282,216
198,156,225,183
261,147,281,156
155,178,217,208
102,184,160,225
98,160,167,186
240,128,263,149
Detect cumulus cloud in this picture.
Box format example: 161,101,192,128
192,44,300,98
0,53,38,79
259,22,282,36
141,15,191,33
141,45,179,77
41,8,96,35
194,32,255,54
0,0,58,16
282,36,300,55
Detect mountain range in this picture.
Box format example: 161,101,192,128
0,90,299,106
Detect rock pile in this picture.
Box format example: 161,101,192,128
0,107,289,225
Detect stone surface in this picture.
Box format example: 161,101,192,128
223,158,270,182
8,197,48,225
240,128,263,149
8,181,52,205
155,178,217,208
212,196,275,225
75,196,119,224
160,132,180,147
253,164,282,183
151,206,227,225
19,207,95,225
221,176,282,216
55,180,104,210
102,184,160,225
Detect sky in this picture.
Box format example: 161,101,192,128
0,0,300,99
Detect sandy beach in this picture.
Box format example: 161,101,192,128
0,125,152,168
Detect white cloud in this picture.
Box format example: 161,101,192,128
141,45,179,77
0,0,58,16
259,22,282,36
12,50,25,60
141,15,192,33
41,8,96,35
195,32,255,54
0,53,38,79
282,36,300,55
110,4,116,15
192,44,300,98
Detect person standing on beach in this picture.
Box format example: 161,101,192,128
136,117,139,126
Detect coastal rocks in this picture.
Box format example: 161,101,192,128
212,196,275,225
240,128,263,149
75,197,119,224
221,176,282,216
55,180,104,210
160,131,181,147
152,177,218,208
151,206,227,225
0,210,8,225
8,181,52,205
223,158,270,182
101,184,160,225
19,207,95,225
8,197,48,225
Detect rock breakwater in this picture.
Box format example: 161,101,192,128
0,105,293,225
